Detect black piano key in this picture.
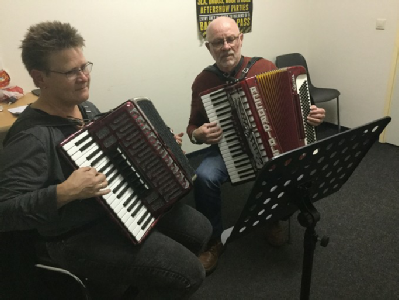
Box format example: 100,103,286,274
131,203,143,217
103,165,117,180
215,106,231,114
137,211,149,225
79,140,94,152
98,161,112,174
214,110,230,118
224,144,240,153
75,135,89,147
212,98,228,107
91,152,106,166
237,168,253,175
232,150,245,158
86,147,101,161
234,159,250,168
126,203,135,213
225,136,237,143
113,180,126,194
123,194,136,207
210,94,226,104
141,214,153,229
224,131,235,137
221,123,234,130
107,168,119,184
117,184,130,199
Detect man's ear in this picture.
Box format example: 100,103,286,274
30,69,46,88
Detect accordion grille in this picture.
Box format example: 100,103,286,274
255,70,303,152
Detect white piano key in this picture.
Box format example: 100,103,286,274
136,216,155,241
128,206,148,236
62,131,89,151
81,150,103,168
66,137,94,158
74,144,98,166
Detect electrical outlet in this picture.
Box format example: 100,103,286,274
376,18,386,30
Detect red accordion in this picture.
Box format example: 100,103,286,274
58,98,195,244
200,66,317,184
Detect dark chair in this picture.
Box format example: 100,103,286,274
1,230,138,299
275,53,341,132
1,230,91,299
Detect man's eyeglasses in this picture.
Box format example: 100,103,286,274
48,62,93,80
207,34,241,49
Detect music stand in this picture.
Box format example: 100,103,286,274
226,116,391,300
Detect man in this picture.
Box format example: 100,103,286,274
0,21,212,299
187,16,325,275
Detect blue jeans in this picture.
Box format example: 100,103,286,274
194,145,229,239
46,202,212,299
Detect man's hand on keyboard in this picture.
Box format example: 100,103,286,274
195,122,223,144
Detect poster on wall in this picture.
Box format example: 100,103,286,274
196,0,253,38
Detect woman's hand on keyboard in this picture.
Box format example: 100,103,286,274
56,167,110,208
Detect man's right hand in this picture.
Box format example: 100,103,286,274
193,122,223,144
57,167,110,208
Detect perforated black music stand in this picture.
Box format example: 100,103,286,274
226,116,391,300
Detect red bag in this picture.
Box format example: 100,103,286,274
0,70,10,88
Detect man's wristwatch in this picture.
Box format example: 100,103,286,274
191,129,201,144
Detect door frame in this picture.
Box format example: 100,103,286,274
381,22,399,143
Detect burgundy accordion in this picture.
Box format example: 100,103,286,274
58,98,195,244
200,66,317,184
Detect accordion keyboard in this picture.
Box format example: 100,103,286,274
202,88,257,183
62,130,155,242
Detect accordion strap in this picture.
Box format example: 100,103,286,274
204,57,262,83
239,57,262,80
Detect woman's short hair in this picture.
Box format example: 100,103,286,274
20,21,85,72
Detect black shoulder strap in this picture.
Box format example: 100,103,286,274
80,102,101,122
203,57,263,83
203,64,232,82
238,57,262,80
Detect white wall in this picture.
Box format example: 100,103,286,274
308,0,399,127
0,0,398,153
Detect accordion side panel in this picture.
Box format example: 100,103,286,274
295,74,317,144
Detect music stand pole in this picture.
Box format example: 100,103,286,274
292,184,329,300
